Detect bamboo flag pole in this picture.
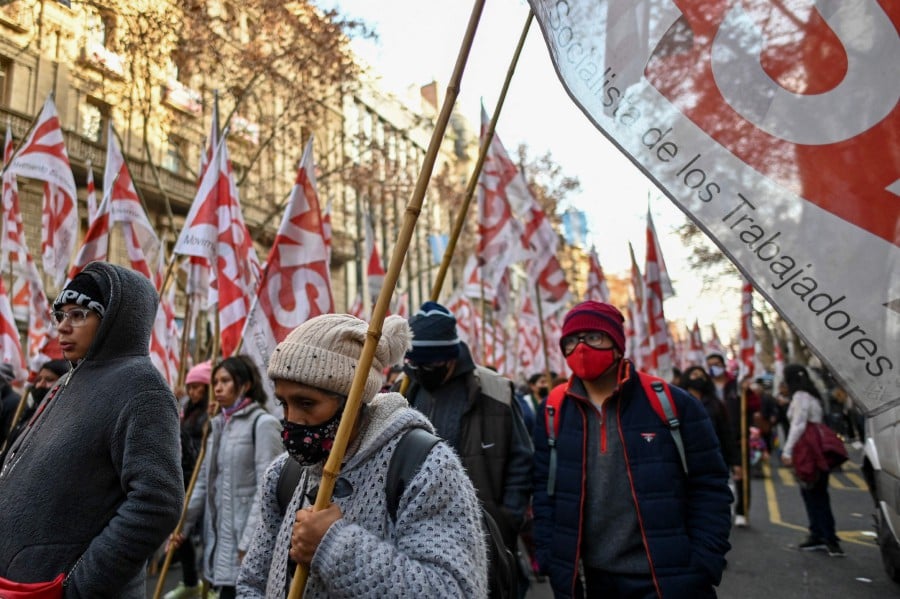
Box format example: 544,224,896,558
399,10,533,396
288,3,487,597
152,309,222,599
533,282,554,389
0,387,32,457
740,384,749,523
176,292,195,390
427,10,533,301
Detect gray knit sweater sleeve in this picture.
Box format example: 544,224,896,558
312,441,487,598
237,442,488,598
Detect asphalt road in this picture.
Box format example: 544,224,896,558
148,448,899,598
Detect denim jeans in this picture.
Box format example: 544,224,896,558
800,471,837,542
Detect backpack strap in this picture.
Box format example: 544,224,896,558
386,428,440,522
637,372,688,475
543,384,568,497
277,457,302,517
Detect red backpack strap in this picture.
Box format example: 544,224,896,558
543,383,568,497
637,372,689,475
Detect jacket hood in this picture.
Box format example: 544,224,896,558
343,392,434,471
75,262,159,364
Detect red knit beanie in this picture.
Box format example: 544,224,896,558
561,301,626,352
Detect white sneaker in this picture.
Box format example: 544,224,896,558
163,582,201,599
851,441,863,450
734,515,748,528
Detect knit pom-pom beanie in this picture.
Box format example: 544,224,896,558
268,314,412,403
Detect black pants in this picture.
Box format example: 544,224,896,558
217,586,236,599
584,568,656,599
800,471,837,543
175,539,198,587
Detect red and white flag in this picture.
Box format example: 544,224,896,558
707,324,727,359
70,123,160,281
242,137,333,399
687,320,705,367
174,134,259,357
460,255,494,301
446,291,479,353
645,211,672,376
529,0,900,412
477,106,530,290
646,208,675,300
5,97,78,289
628,243,649,370
586,247,610,303
85,160,99,226
516,295,545,376
739,280,755,379
348,293,364,319
393,291,409,319
0,275,27,385
2,128,60,375
364,213,385,298
150,249,180,386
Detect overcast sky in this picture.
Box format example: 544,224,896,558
319,0,743,341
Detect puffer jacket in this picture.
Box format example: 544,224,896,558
533,360,732,599
185,401,282,586
0,262,183,598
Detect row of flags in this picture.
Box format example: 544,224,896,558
0,92,761,393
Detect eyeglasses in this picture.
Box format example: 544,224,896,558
560,332,613,356
51,308,95,327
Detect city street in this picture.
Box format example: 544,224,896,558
146,448,898,598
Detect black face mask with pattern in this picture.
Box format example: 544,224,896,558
281,408,343,466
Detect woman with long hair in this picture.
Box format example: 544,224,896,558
170,355,283,598
780,364,844,557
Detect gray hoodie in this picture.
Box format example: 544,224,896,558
0,262,183,598
237,392,489,598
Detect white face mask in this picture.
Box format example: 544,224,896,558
709,365,726,378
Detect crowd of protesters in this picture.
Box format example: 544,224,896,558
0,261,860,598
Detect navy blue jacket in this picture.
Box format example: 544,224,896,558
532,361,731,598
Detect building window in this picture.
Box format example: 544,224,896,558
0,58,11,107
86,9,115,49
162,136,185,174
81,98,109,144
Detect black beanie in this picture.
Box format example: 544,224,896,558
53,270,108,318
406,301,461,364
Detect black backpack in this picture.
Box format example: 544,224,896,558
277,427,517,599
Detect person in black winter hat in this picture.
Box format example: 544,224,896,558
0,262,183,598
404,300,533,598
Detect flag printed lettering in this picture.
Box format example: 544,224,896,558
528,0,900,411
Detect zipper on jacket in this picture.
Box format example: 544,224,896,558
546,405,557,497
590,404,608,455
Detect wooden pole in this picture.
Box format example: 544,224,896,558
534,283,554,388
288,3,487,596
176,292,195,390
427,10,533,302
0,387,32,457
740,384,749,523
399,10,532,397
152,308,221,599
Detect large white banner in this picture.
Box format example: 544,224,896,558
529,0,900,414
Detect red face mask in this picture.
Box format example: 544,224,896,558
566,344,618,381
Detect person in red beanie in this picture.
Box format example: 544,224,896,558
532,301,732,599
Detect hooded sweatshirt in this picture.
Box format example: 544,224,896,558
237,392,489,598
0,262,184,598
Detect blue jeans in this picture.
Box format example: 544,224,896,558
800,471,837,543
